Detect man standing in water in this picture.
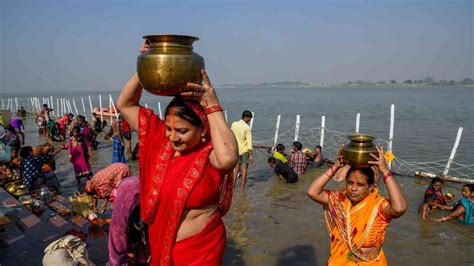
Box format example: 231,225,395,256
231,110,253,190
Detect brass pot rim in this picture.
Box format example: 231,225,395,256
143,34,199,45
347,133,375,142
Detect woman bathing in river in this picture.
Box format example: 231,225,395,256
434,184,473,224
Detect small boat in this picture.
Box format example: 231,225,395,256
92,107,120,119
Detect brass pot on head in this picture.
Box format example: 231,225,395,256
137,34,205,96
343,133,377,168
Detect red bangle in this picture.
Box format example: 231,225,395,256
383,172,393,183
204,105,223,115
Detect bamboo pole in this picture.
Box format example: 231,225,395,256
272,115,281,154
109,94,119,119
355,113,360,133
109,96,113,125
99,95,104,122
443,127,463,176
88,95,93,120
67,99,73,114
320,116,325,149
158,102,162,119
388,104,395,169
73,99,79,116
415,171,473,184
50,96,54,116
250,111,255,130
81,97,87,121
294,114,300,141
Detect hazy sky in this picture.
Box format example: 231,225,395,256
1,0,472,92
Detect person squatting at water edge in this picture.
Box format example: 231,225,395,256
231,110,254,191
433,184,474,224
307,146,407,265
418,177,453,220
117,41,239,265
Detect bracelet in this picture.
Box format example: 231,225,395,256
442,216,446,222
324,168,335,178
204,105,223,115
383,172,393,183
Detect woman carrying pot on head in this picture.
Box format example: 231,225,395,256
307,146,407,265
116,42,238,266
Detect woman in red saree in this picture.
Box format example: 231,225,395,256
117,42,239,266
307,146,407,265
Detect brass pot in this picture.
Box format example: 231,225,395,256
16,184,27,190
343,134,376,168
137,34,205,96
13,189,27,197
6,182,16,193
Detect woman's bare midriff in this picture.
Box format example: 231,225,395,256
176,204,218,241
350,246,382,262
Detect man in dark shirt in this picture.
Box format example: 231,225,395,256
268,157,298,183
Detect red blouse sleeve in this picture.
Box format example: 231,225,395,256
138,107,165,147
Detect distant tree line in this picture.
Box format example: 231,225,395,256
346,77,473,86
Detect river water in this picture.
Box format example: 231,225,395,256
3,85,473,265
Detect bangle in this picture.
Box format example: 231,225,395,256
442,216,446,222
324,168,334,178
204,105,223,115
383,172,393,183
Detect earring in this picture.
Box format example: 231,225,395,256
201,136,206,142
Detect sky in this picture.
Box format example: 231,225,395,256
0,0,472,92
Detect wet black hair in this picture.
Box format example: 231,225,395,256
293,141,302,151
463,184,474,192
431,177,443,185
242,110,253,119
268,157,277,164
70,126,82,137
346,167,375,185
19,146,33,158
276,143,285,152
165,97,202,128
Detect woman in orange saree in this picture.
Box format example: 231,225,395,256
307,146,407,265
118,41,239,266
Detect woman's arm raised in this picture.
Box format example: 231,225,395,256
117,42,149,132
369,146,407,219
183,70,239,171
117,74,142,132
307,156,344,205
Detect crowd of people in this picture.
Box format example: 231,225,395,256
1,41,472,266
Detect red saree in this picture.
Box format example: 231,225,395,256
138,105,234,266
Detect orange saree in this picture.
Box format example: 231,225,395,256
138,105,234,266
324,187,391,265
